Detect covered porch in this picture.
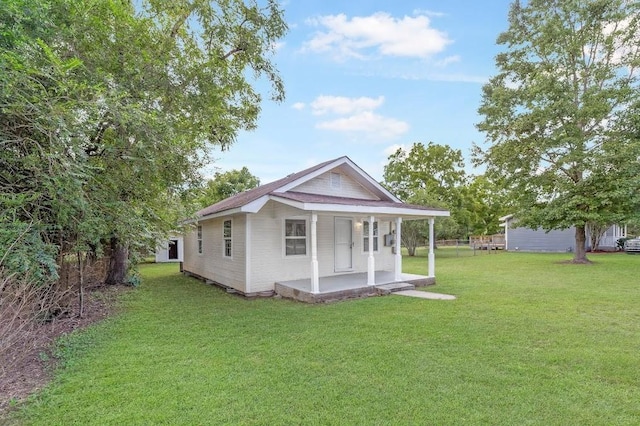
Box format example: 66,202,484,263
275,270,435,303
269,192,449,303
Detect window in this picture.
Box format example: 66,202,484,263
363,220,378,252
285,219,307,256
223,220,232,258
197,225,203,254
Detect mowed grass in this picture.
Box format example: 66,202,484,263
14,250,640,425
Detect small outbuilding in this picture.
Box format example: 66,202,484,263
182,156,449,302
155,234,184,263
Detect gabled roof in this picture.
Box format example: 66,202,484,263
197,158,336,218
194,156,449,220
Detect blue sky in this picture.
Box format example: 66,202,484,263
208,0,514,183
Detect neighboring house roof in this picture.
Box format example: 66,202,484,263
499,214,514,227
194,156,449,221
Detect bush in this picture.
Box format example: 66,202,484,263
0,221,59,286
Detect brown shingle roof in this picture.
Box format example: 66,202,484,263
196,156,448,219
196,157,340,217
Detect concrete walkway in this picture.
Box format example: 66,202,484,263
393,290,456,300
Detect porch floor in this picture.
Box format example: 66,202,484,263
275,271,435,303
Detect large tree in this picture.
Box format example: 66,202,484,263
197,167,261,207
383,142,476,239
1,0,286,285
383,142,466,204
476,0,640,263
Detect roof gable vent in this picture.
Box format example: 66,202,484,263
330,172,341,189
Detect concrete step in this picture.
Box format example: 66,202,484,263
376,282,415,295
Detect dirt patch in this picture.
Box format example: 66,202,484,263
0,284,130,415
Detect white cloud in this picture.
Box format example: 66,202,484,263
303,12,451,61
413,9,447,18
388,70,487,83
309,95,409,141
435,55,461,67
310,95,384,115
316,111,409,140
425,72,487,84
306,94,409,141
412,9,446,18
292,102,306,110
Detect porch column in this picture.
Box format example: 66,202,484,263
367,215,375,285
428,217,435,277
394,217,402,281
310,212,319,294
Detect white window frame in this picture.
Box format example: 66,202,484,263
223,219,232,258
363,220,379,253
197,225,203,255
284,217,308,257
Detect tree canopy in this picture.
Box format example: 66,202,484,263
197,167,261,207
475,0,640,263
383,142,466,205
1,0,287,285
382,142,507,242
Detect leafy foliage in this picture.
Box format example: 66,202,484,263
383,142,508,239
197,167,260,207
475,0,640,263
384,142,466,204
0,0,287,285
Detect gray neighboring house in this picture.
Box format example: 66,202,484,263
499,214,627,252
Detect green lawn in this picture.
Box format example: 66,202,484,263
13,251,640,425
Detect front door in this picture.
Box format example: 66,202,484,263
334,217,353,271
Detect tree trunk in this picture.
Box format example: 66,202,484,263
587,222,606,252
572,225,591,264
105,237,128,285
77,251,84,318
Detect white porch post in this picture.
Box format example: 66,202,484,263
394,217,402,281
310,212,319,294
428,217,435,277
367,215,375,285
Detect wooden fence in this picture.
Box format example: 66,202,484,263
469,234,506,250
